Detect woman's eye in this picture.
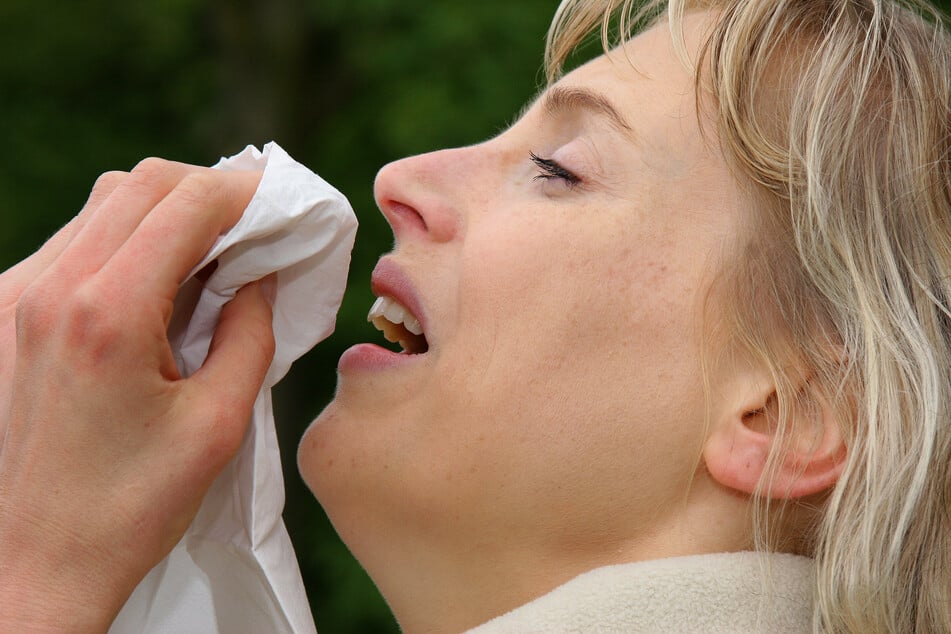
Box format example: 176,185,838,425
530,152,581,188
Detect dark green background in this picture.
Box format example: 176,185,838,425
2,1,948,632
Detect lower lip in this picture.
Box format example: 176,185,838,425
337,343,427,372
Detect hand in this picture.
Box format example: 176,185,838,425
0,159,275,632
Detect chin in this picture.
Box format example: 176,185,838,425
297,397,361,499
296,393,410,516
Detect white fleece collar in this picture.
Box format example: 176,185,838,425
465,552,815,634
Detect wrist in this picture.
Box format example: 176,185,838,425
0,514,126,632
0,570,119,633
0,586,113,633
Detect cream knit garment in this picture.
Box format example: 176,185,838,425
467,552,814,634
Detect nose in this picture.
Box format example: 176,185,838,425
373,149,465,243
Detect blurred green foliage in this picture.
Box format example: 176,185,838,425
4,1,951,632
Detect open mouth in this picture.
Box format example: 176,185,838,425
367,296,429,354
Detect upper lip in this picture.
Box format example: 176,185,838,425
370,258,429,340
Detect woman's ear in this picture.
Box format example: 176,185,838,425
703,370,846,500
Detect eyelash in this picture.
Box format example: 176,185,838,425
530,152,581,188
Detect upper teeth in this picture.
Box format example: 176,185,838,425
368,296,423,335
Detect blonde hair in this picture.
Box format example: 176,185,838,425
546,1,951,632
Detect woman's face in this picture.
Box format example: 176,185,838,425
300,12,746,582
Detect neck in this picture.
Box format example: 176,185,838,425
328,465,757,632
358,510,752,633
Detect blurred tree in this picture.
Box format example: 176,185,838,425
4,0,951,632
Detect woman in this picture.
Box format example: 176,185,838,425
1,0,949,632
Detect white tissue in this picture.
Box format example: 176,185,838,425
109,142,357,634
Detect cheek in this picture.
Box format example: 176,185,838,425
424,211,719,516
458,213,704,384
439,211,713,481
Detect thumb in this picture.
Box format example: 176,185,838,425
187,276,276,453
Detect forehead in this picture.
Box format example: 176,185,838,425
542,11,717,164
534,12,722,172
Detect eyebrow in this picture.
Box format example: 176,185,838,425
541,86,636,139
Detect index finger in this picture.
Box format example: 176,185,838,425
43,159,207,287
98,168,262,302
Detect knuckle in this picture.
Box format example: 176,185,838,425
247,315,277,362
14,275,142,369
81,170,129,213
197,400,247,465
15,283,57,343
123,157,181,200
27,280,135,366
89,170,128,198
14,279,123,355
221,296,275,365
63,283,123,347
175,171,223,207
130,156,174,180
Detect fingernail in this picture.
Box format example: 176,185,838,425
261,273,278,305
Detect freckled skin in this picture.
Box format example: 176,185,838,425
299,11,753,633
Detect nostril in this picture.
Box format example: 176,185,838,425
383,199,429,233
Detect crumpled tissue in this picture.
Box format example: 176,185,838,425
109,142,357,634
